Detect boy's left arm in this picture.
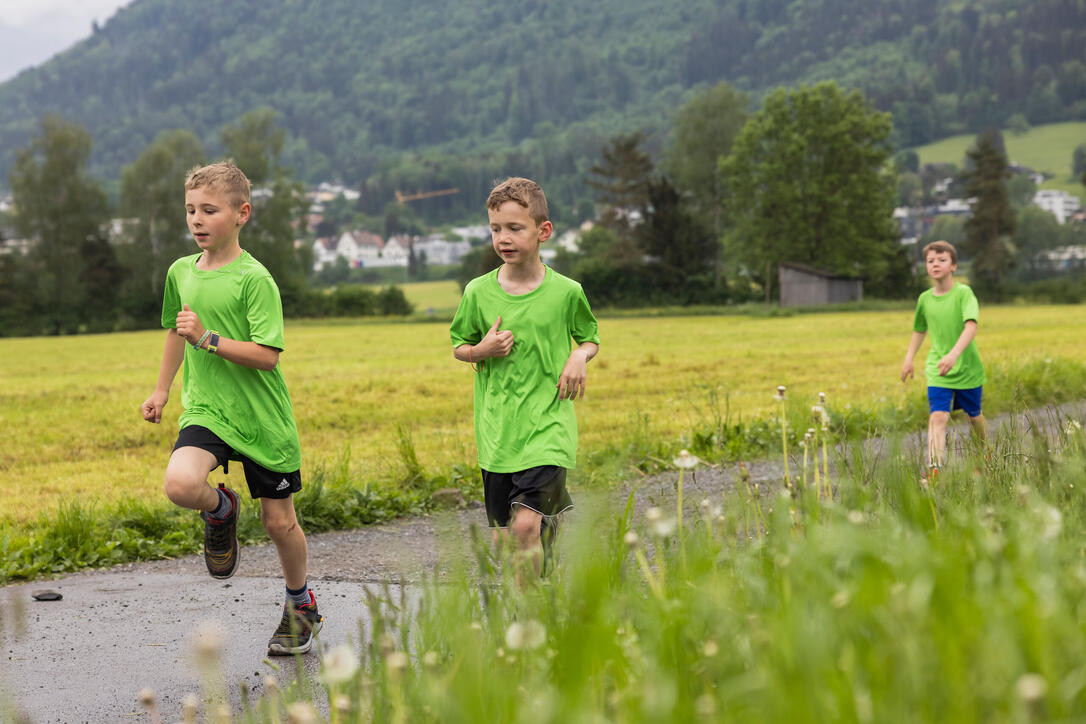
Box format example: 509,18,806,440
937,320,977,376
176,304,280,371
558,342,599,400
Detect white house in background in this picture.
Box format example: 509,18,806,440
311,229,385,270
452,224,490,242
1033,189,1082,224
414,235,472,265
382,235,411,266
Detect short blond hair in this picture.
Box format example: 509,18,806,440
184,160,251,209
922,240,957,264
486,177,549,225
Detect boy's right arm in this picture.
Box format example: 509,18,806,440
900,331,926,383
453,316,513,363
141,329,186,423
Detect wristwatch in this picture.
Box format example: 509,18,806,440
206,332,220,355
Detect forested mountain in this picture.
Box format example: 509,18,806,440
1,0,1084,220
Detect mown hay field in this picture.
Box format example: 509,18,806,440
2,304,1085,524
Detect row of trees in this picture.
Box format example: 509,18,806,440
507,82,917,306
0,109,411,336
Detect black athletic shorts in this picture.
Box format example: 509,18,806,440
173,425,301,500
482,465,573,527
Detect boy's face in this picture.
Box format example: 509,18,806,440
185,185,250,253
925,251,956,281
488,200,552,267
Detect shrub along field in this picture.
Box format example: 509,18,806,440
1,305,1086,579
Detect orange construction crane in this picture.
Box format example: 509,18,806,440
394,187,459,204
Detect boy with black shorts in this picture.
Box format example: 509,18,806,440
141,161,321,655
900,240,988,478
450,177,600,577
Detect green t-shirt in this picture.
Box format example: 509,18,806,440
450,266,600,473
161,251,302,472
912,283,987,389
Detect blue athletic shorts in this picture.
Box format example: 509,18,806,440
927,386,983,417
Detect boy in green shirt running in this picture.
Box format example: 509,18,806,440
141,161,321,656
450,177,600,578
900,240,988,477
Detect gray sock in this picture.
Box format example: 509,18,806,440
286,582,310,608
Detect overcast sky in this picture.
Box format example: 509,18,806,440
0,0,131,83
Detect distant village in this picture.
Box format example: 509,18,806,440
1,174,1082,273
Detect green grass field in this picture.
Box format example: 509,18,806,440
3,305,1086,526
373,279,461,314
912,121,1086,200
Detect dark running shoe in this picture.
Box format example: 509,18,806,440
199,485,240,579
268,591,323,656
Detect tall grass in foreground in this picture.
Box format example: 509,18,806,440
164,411,1086,723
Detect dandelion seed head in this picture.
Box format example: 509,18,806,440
673,449,700,469
848,510,866,524
286,701,319,724
505,620,547,651
334,694,352,713
386,650,409,672
423,651,440,668
624,530,639,547
192,621,225,665
699,498,710,509
703,639,719,657
1015,673,1048,702
650,517,677,538
819,391,826,404
377,632,397,656
321,643,359,685
645,507,662,522
181,693,199,723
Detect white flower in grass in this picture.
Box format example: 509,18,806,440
1040,505,1062,541
321,643,359,685
673,449,700,469
1015,673,1048,702
650,517,677,538
286,701,319,724
505,620,547,651
645,507,662,523
624,530,640,547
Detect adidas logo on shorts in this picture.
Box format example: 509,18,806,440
276,478,290,491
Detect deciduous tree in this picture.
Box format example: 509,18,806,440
8,116,110,333
721,82,900,301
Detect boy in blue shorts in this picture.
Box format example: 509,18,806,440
141,161,321,655
450,177,600,578
900,240,988,476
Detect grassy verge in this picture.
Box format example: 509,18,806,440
148,396,1086,722
3,356,1084,585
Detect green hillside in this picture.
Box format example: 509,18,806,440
1,0,1085,219
914,122,1086,200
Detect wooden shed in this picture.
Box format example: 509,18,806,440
778,263,863,307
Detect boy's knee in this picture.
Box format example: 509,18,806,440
261,510,298,539
163,469,201,503
510,510,541,544
929,411,950,425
